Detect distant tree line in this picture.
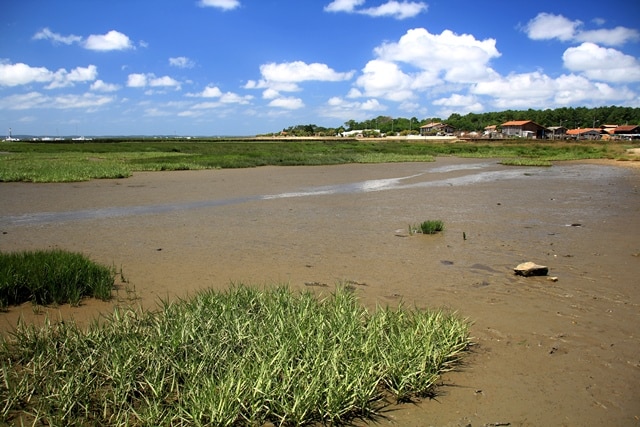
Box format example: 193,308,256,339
268,106,640,137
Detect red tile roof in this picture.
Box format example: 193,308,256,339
566,128,601,135
501,120,531,126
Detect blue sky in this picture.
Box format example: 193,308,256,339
1,0,639,136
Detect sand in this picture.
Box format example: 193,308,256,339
1,157,639,426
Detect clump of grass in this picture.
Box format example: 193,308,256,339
500,158,552,167
410,220,445,235
0,285,470,426
0,249,114,309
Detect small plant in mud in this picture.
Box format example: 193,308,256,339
410,220,444,235
0,249,114,308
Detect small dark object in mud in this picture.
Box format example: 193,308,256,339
304,281,327,287
472,280,490,288
441,260,454,265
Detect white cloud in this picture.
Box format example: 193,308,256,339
268,97,304,109
524,13,580,42
562,42,640,83
433,94,483,114
471,71,636,109
0,62,97,89
169,56,195,68
186,85,252,104
355,60,415,101
374,28,500,84
321,96,385,120
0,92,49,110
0,62,53,86
524,13,639,46
52,93,115,109
219,92,252,104
0,91,114,110
84,30,133,51
248,61,354,101
127,73,181,89
359,1,428,19
351,28,500,102
90,80,120,92
198,0,241,10
127,73,148,88
32,27,82,45
47,65,98,89
200,86,223,97
324,0,364,12
260,61,354,84
324,0,427,19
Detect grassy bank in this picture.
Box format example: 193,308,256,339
0,249,114,309
0,285,470,426
0,139,627,182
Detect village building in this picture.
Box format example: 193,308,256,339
612,125,640,139
419,122,455,136
547,126,568,139
566,128,602,140
500,120,548,139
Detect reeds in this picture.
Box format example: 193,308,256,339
0,285,470,426
0,249,114,309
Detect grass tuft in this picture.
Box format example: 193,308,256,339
0,284,470,426
0,249,114,309
410,220,445,235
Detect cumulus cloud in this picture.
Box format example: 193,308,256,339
268,97,304,109
324,0,364,12
562,42,640,83
186,85,253,104
432,94,483,116
90,80,120,92
33,28,135,51
324,0,427,19
260,61,355,84
84,30,133,51
351,28,500,102
32,27,82,45
471,71,636,109
355,60,415,101
127,73,181,89
169,56,195,68
0,62,97,89
321,96,385,120
0,62,53,86
47,65,98,89
524,13,639,46
246,61,354,105
198,0,241,10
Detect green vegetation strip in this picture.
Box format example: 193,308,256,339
0,250,114,309
0,139,620,182
0,285,469,426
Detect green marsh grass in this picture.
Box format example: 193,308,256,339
0,285,470,426
0,249,114,308
410,220,445,235
0,139,622,182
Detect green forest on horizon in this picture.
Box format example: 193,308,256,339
272,105,640,137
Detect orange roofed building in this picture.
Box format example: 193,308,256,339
501,120,548,139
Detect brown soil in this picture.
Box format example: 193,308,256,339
1,157,639,426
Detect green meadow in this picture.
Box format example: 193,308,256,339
0,138,627,182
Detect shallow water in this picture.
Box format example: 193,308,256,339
0,162,630,226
